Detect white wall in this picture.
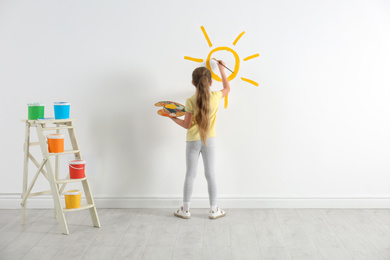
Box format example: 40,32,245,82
1,0,390,208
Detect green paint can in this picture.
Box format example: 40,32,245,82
27,103,44,120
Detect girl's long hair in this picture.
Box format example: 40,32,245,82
192,67,212,145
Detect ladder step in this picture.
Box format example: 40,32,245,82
42,126,74,131
63,204,95,213
32,118,76,123
56,177,87,184
49,150,80,156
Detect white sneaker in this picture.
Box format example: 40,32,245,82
209,207,226,219
174,207,191,219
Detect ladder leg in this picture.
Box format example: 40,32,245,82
54,153,60,219
22,204,26,226
69,121,100,228
82,180,101,228
47,160,69,235
52,188,68,234
36,124,69,235
21,123,30,225
54,123,60,219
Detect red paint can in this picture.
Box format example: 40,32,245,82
69,160,85,179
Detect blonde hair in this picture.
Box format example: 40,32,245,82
192,67,212,145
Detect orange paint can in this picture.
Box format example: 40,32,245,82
47,134,64,153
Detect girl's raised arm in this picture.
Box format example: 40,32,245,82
216,60,230,98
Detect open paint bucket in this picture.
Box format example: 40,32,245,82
64,190,81,209
47,134,64,153
54,102,70,119
69,160,85,179
27,103,44,120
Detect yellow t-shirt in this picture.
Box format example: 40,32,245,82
185,91,223,142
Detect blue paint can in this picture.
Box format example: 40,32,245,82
54,102,70,119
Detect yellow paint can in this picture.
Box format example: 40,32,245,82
64,190,81,209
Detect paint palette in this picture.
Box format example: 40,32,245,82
155,101,185,117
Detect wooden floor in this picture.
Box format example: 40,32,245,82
1,208,390,259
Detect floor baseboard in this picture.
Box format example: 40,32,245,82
1,194,390,209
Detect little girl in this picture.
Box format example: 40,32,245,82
170,60,230,219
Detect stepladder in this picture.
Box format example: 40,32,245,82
21,118,101,235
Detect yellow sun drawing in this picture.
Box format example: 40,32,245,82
184,26,260,108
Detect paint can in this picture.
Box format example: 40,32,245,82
47,134,64,153
54,102,70,119
27,103,44,120
64,190,81,209
69,160,85,179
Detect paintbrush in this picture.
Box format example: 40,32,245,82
213,58,234,73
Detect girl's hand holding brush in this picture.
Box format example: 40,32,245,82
213,58,233,73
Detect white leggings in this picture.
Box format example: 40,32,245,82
183,138,217,206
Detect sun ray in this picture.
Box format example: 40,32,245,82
233,31,245,46
241,77,259,87
184,56,204,63
243,53,259,61
225,95,228,109
200,26,212,47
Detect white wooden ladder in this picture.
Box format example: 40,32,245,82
21,118,101,235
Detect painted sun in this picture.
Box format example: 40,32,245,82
184,26,260,108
